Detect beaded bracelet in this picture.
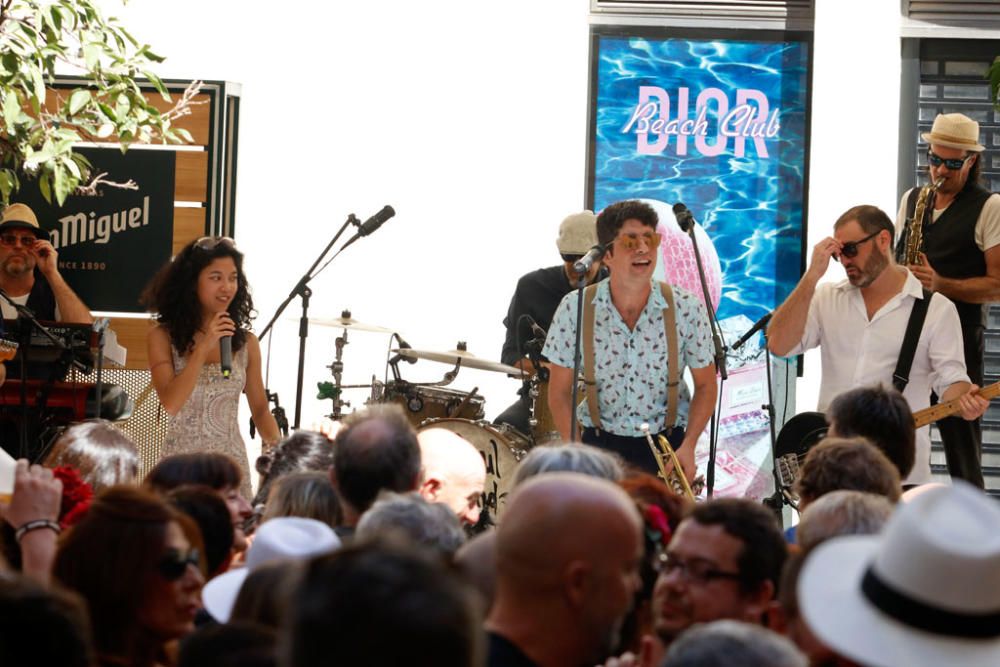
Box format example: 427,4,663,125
14,519,61,543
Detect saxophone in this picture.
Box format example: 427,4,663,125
640,423,704,501
901,177,944,265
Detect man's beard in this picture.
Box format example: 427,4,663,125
0,256,32,279
847,250,888,288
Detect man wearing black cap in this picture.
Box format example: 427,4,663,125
894,112,1000,488
0,203,92,323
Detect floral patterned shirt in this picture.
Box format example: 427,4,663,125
542,278,714,436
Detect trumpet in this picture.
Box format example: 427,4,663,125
640,423,703,502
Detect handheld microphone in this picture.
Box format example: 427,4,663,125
220,336,233,378
358,205,396,237
673,202,695,232
731,311,773,350
573,244,607,275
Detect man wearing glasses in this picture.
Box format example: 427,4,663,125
894,112,1000,488
645,499,787,662
543,199,716,479
767,204,987,487
0,203,92,324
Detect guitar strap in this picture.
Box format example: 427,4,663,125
892,288,932,393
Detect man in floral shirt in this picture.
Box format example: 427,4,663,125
543,200,716,479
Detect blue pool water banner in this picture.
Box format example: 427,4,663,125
587,28,811,500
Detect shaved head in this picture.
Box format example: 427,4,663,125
418,428,487,525
489,473,643,664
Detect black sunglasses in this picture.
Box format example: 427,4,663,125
927,150,971,171
158,548,200,581
194,236,236,252
837,230,881,260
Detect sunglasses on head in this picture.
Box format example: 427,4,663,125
615,231,662,251
927,150,971,171
836,230,881,260
0,233,37,248
158,548,200,581
194,236,236,252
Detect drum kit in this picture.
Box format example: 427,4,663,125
309,310,560,520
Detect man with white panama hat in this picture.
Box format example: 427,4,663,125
798,482,1000,667
895,112,1000,489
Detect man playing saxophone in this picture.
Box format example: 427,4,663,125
895,113,1000,488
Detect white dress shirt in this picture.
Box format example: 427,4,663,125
788,269,969,485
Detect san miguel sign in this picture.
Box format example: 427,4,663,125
13,146,175,313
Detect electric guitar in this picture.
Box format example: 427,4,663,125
0,340,18,362
774,381,1000,494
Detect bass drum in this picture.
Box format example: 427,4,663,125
418,418,531,523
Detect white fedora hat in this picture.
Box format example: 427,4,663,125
202,516,340,622
798,482,1000,667
922,113,985,152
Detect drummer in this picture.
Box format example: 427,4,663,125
494,211,607,435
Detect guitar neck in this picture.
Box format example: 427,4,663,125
913,381,1000,428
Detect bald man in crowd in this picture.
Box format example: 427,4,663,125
486,473,643,667
417,428,487,526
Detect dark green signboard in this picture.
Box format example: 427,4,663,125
13,147,176,313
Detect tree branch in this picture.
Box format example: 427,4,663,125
74,171,137,196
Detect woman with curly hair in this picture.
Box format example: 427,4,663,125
142,237,279,499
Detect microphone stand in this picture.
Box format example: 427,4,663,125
682,222,728,498
759,329,786,521
258,213,360,429
569,272,588,442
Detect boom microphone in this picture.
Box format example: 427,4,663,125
220,336,233,378
731,311,773,350
673,202,695,232
573,244,607,275
358,205,396,237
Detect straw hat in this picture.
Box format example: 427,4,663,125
556,211,598,255
0,203,48,239
798,482,1000,667
202,517,341,622
922,113,985,152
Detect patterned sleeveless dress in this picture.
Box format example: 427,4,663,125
161,345,252,499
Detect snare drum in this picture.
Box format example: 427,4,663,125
418,418,530,522
381,382,485,427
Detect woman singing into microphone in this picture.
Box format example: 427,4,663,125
142,237,280,498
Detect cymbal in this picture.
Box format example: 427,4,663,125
392,347,523,375
303,311,394,334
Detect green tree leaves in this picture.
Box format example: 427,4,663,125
0,0,197,205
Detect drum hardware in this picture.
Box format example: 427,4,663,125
300,310,395,334
391,341,524,376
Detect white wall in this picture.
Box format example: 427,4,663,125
101,0,913,455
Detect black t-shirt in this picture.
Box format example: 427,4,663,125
486,632,540,667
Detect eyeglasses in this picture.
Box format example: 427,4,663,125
655,552,742,585
616,231,662,251
158,548,200,581
194,236,236,252
0,234,37,248
927,150,972,171
836,230,881,260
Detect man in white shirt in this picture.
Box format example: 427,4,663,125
767,204,987,485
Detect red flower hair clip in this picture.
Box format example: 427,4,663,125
52,466,94,528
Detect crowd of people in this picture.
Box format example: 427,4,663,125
0,397,998,667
